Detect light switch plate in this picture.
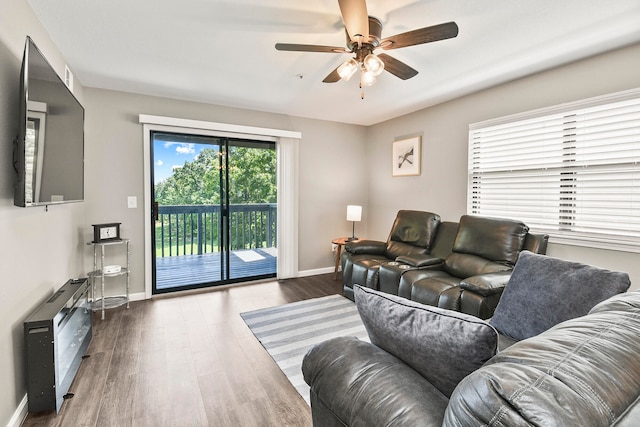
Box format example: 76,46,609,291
127,196,137,209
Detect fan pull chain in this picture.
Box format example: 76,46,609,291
359,82,365,99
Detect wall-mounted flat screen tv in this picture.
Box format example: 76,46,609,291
14,36,84,207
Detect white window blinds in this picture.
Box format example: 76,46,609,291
468,88,640,252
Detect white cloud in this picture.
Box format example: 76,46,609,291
175,143,195,155
156,160,163,166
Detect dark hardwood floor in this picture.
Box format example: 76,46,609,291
23,273,342,427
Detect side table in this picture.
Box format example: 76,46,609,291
87,239,130,320
332,237,361,280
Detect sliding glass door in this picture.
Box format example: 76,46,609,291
150,131,277,294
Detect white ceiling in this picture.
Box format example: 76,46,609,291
27,0,640,126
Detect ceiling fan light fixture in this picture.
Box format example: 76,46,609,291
337,58,358,81
363,53,384,76
360,69,377,87
275,2,460,91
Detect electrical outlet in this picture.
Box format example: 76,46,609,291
127,196,137,209
331,243,338,252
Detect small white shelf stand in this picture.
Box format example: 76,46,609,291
87,239,130,320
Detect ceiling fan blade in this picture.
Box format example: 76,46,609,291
381,21,459,50
378,53,418,80
322,67,342,83
338,0,369,44
275,43,348,53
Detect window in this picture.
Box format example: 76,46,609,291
468,88,640,252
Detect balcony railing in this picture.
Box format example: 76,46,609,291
156,203,277,257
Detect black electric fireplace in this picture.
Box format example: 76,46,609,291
24,278,92,413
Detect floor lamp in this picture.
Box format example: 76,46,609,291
346,205,362,242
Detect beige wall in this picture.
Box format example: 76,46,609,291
82,88,369,295
291,116,368,271
365,42,640,288
0,0,86,425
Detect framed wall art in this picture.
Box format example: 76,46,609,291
392,136,421,177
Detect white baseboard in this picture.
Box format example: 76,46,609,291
129,292,146,302
297,267,334,277
9,394,28,427
108,274,334,304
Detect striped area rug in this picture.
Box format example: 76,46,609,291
240,294,369,405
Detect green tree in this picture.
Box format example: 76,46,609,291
155,148,220,204
155,146,276,205
228,146,276,203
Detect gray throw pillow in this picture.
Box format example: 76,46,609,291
490,251,631,341
354,285,498,397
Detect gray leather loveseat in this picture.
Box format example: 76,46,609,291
304,253,633,426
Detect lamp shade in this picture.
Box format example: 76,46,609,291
346,205,362,222
337,58,358,81
364,53,384,76
360,70,377,87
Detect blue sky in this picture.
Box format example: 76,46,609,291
153,140,208,184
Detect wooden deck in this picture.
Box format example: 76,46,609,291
155,247,277,290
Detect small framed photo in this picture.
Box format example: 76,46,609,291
392,136,421,177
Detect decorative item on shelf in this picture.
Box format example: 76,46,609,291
102,265,121,274
92,222,121,243
392,135,421,177
346,205,362,242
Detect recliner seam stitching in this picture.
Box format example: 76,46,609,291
490,312,640,425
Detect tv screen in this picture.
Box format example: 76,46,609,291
14,36,84,207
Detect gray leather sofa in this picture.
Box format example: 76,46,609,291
303,260,635,426
341,212,548,319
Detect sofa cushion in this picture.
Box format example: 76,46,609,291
410,274,463,310
303,336,450,427
490,251,631,341
452,215,528,265
395,254,442,268
444,252,512,278
386,240,430,258
354,285,498,397
386,210,440,257
350,260,385,289
345,239,387,255
589,290,640,314
460,271,512,296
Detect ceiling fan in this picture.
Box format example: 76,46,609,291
275,0,459,88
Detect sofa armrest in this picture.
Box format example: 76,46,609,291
460,271,512,296
345,239,387,255
396,254,443,268
303,336,448,426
